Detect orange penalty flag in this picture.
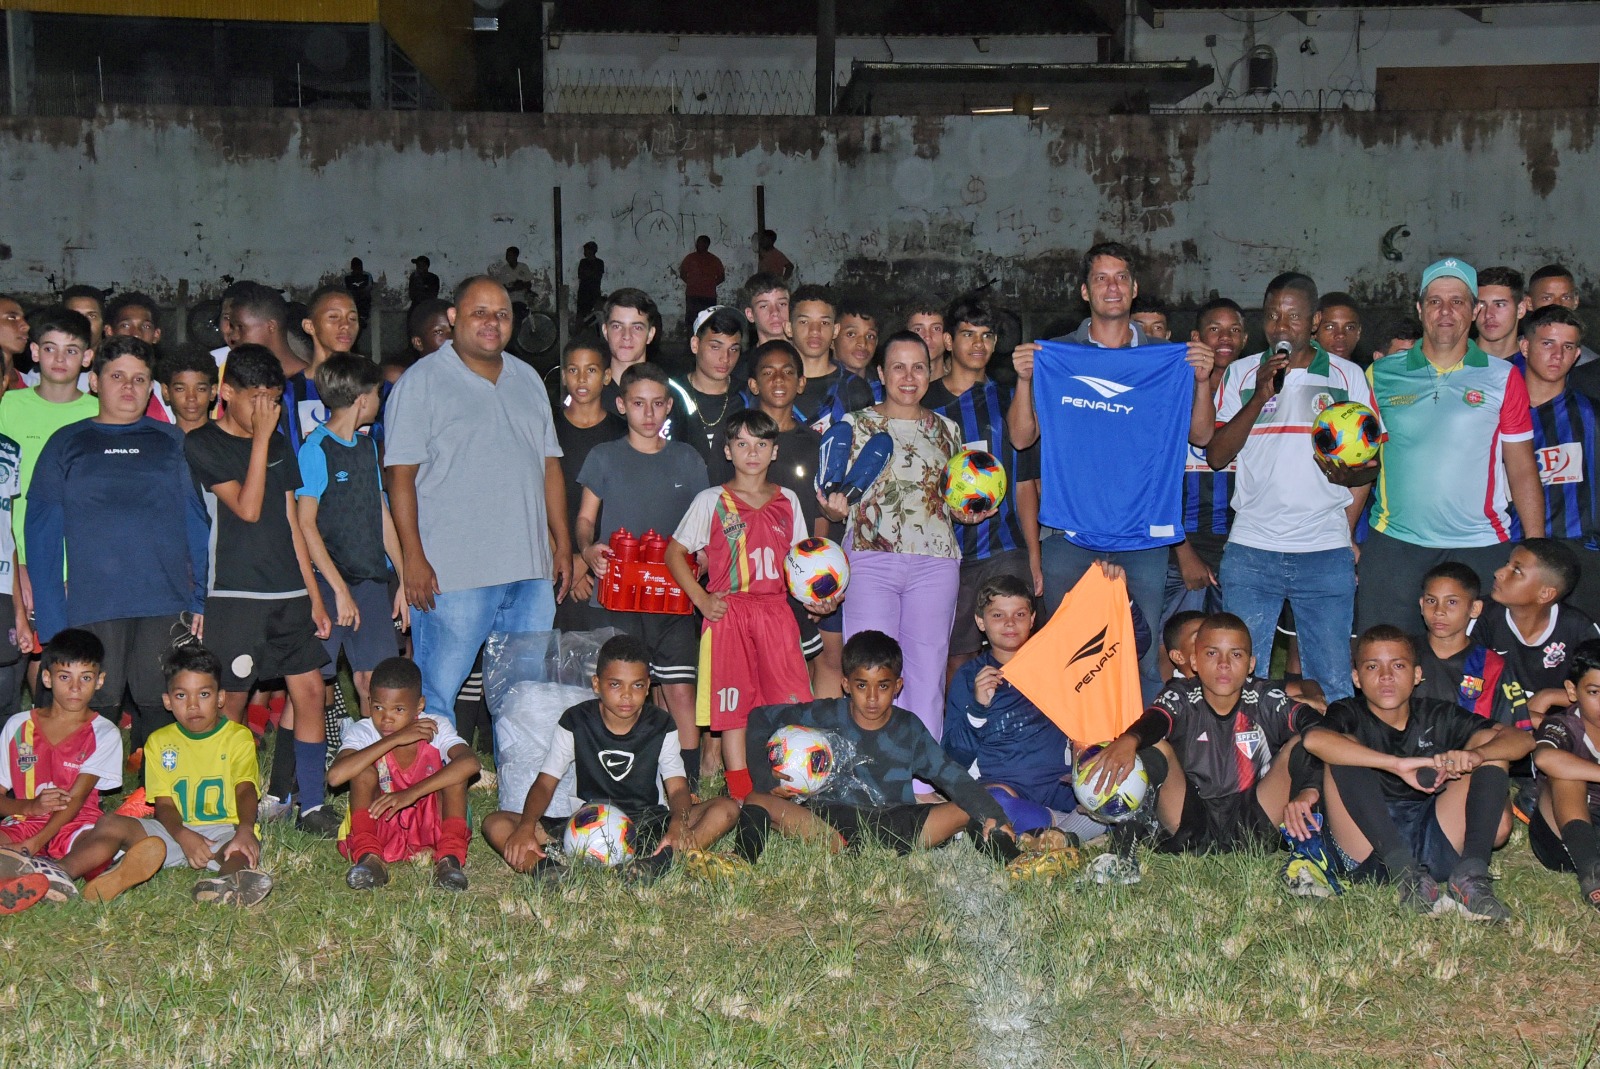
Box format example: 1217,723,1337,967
1001,568,1142,748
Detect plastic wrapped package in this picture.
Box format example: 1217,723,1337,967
483,629,621,817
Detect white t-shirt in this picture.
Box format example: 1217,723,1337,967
0,710,122,793
338,714,467,761
1216,345,1378,553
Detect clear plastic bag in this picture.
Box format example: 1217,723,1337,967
482,628,621,817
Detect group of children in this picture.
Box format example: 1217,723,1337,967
2,265,1600,927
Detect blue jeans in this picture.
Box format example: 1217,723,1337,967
411,579,555,726
1161,555,1225,634
1219,544,1356,702
1041,536,1168,702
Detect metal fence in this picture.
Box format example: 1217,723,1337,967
545,68,815,116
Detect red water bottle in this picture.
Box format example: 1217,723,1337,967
606,528,637,609
642,529,667,564
612,528,639,562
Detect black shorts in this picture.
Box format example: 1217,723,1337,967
949,548,1033,656
316,578,395,676
205,595,332,691
1333,794,1459,882
787,597,824,660
83,613,184,720
1529,805,1578,874
1156,787,1278,855
605,608,698,684
555,595,613,634
809,802,932,854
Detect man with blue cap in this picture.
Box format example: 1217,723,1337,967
1352,257,1546,632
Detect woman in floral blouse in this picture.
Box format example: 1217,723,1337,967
820,332,994,772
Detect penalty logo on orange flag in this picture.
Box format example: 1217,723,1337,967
1001,567,1142,747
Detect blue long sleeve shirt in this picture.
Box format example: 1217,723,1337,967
26,417,209,640
944,650,1076,808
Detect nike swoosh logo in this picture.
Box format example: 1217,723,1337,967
966,714,989,728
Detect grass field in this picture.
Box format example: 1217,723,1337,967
3,769,1599,1069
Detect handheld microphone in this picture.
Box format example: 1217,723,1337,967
1271,340,1292,393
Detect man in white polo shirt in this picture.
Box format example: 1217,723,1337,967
384,276,572,725
1209,272,1376,701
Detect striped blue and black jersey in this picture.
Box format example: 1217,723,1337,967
924,378,1039,561
1517,388,1600,542
1181,442,1233,538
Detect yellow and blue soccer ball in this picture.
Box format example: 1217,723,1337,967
1311,401,1381,466
563,803,636,866
767,725,835,796
784,537,850,609
1071,743,1149,823
941,449,1008,515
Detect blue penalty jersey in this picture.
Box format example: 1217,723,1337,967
1033,340,1194,552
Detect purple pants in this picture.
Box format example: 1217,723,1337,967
843,550,959,742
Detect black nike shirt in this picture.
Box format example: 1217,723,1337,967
539,699,682,812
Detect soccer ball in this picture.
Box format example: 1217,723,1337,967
1071,743,1149,823
562,803,636,866
766,725,835,796
1310,401,1381,466
940,449,1008,515
785,537,850,609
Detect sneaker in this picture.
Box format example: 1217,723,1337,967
624,847,674,886
83,836,167,903
1007,848,1080,882
433,856,469,893
346,854,390,891
1511,779,1538,826
0,873,48,914
1087,851,1141,886
26,854,78,902
259,794,294,823
192,876,232,904
1282,857,1339,899
683,848,750,881
230,868,274,907
528,856,565,884
967,819,1023,865
114,787,155,819
296,804,343,839
0,846,34,880
1447,862,1512,922
1395,866,1446,915
1579,871,1600,914
734,804,771,863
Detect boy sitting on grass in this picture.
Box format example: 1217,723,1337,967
745,630,1021,863
63,643,272,906
1413,562,1527,726
667,409,820,802
1082,613,1324,889
327,657,477,893
1163,608,1327,710
0,629,123,886
942,574,1103,842
482,635,751,883
1303,625,1532,920
1531,639,1600,912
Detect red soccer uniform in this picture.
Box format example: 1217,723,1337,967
336,716,470,864
0,710,122,857
676,486,814,731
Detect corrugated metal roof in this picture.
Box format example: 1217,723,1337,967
549,0,1112,37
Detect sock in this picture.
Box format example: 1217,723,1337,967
294,740,328,811
438,817,471,864
343,809,381,862
1330,764,1415,875
735,804,771,862
725,767,753,801
1457,763,1509,871
267,728,297,799
680,747,701,793
1562,819,1600,881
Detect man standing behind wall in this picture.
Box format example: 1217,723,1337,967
1356,258,1544,632
384,277,572,724
1008,242,1216,694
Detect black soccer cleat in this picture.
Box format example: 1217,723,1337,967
968,819,1023,866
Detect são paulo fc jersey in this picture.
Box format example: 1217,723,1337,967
1033,340,1193,552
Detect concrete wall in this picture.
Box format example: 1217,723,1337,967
1136,4,1600,110
0,107,1595,330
